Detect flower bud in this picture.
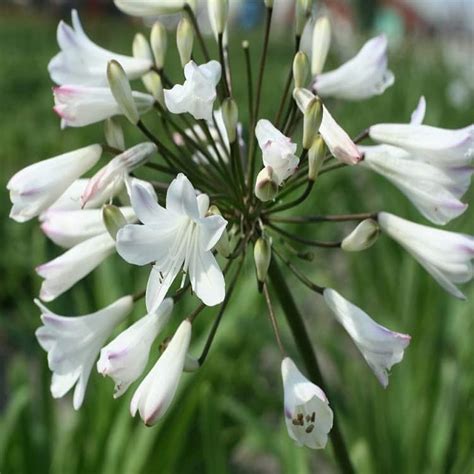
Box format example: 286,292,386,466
104,118,125,151
303,96,322,149
311,16,331,75
295,0,312,37
255,166,278,202
254,237,272,287
208,205,231,258
150,21,167,70
208,0,229,36
341,219,379,252
177,17,194,67
221,98,238,143
293,87,315,112
133,33,152,62
308,134,325,181
293,51,310,89
103,205,128,240
107,60,139,125
264,0,273,7
144,71,165,106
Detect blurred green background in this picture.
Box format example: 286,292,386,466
1,5,473,474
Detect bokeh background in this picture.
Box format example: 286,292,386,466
1,0,473,473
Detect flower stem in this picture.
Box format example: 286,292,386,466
267,261,355,474
184,4,210,62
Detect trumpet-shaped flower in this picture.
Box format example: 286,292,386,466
378,212,474,299
323,289,411,387
114,0,191,16
81,142,157,207
116,175,227,313
164,60,221,121
130,319,191,426
40,207,135,248
37,233,115,301
35,295,133,409
48,10,152,86
7,145,102,222
97,298,173,398
314,35,394,101
53,85,154,128
255,119,299,184
281,357,333,449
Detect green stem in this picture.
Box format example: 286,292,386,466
184,4,210,62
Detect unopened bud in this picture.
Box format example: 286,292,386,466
150,21,167,70
311,16,331,75
104,118,125,151
133,33,152,62
293,51,310,89
293,87,315,114
308,135,325,181
107,60,139,124
255,166,278,202
222,98,238,143
144,71,165,106
254,237,272,286
341,219,379,252
177,17,194,67
264,0,273,7
208,0,229,36
103,205,127,240
295,0,312,37
183,354,200,372
303,97,322,149
208,205,231,258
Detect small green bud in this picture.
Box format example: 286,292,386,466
308,135,325,181
107,60,139,125
150,21,167,70
103,205,128,240
254,237,272,285
303,96,322,149
295,0,312,37
293,87,315,114
177,17,194,67
293,51,310,89
133,32,152,62
208,0,229,36
104,118,125,151
221,98,238,143
255,166,278,202
143,71,165,106
311,16,331,75
208,205,231,258
341,219,380,252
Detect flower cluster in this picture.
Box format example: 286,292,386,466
7,0,473,459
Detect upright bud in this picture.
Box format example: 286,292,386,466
311,16,331,75
107,60,139,125
303,96,322,149
208,205,231,258
208,0,229,36
104,118,125,151
341,219,380,252
144,71,165,106
254,237,272,289
177,17,194,67
293,87,315,112
133,33,152,62
295,0,312,37
150,21,167,70
103,205,128,240
308,135,325,181
255,166,278,202
293,51,310,89
221,98,238,143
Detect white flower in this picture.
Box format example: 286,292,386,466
130,319,191,426
40,207,135,248
97,298,174,398
116,175,227,313
164,60,221,121
53,85,154,128
255,119,299,185
7,145,102,222
378,212,474,299
48,10,152,86
314,35,394,101
323,289,411,388
114,0,190,16
36,233,115,301
281,357,333,449
81,142,157,207
360,144,471,225
35,295,133,409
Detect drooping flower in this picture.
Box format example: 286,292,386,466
48,10,152,86
116,175,227,312
35,295,133,409
378,212,474,299
36,233,116,301
114,0,192,17
40,207,135,248
323,289,411,387
7,144,102,222
81,142,157,207
97,298,174,398
314,35,394,101
281,357,333,449
255,119,299,184
53,85,154,128
130,319,191,426
164,60,221,121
